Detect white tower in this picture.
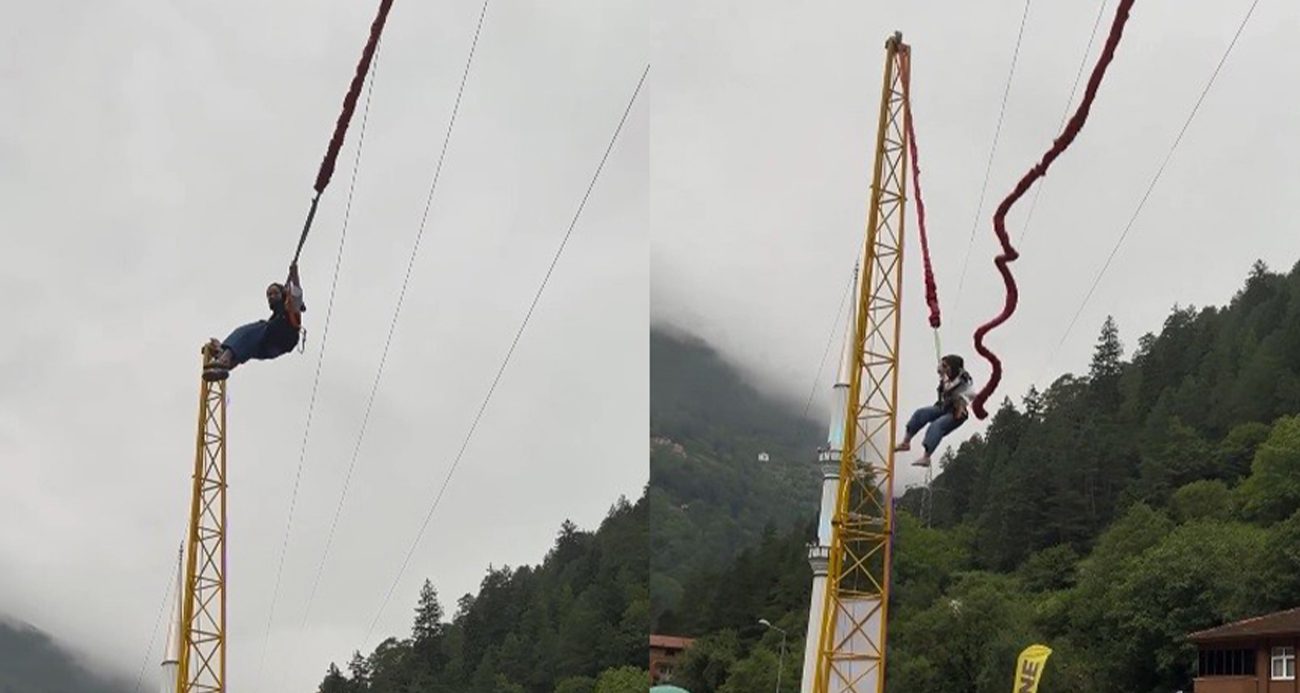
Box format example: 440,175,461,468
161,545,182,693
801,264,859,693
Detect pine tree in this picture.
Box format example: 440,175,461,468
1023,386,1043,420
1090,316,1124,411
1090,316,1124,381
413,579,445,645
312,490,649,693
455,593,476,621
348,651,371,689
556,519,581,553
318,663,351,693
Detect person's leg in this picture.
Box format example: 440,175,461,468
914,412,967,466
896,405,944,451
213,321,267,368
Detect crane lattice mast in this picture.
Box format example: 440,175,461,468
811,31,910,693
176,344,229,693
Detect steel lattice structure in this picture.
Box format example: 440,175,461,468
177,344,228,693
812,32,910,693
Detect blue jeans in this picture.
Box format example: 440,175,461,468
905,405,965,455
222,321,269,367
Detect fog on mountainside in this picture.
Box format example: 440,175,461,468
0,617,132,693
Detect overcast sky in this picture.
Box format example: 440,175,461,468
652,0,1300,490
0,0,645,690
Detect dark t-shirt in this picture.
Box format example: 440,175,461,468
261,299,300,356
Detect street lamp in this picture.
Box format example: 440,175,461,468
759,618,788,693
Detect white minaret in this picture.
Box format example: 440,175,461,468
161,545,182,693
801,264,859,693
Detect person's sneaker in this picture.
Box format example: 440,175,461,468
202,367,229,382
205,349,231,369
911,457,931,467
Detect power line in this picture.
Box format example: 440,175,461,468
290,0,491,648
952,0,1034,312
801,263,856,424
251,37,385,693
360,63,649,646
131,552,178,693
1016,0,1111,248
1046,0,1260,369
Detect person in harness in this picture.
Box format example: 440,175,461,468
895,354,974,467
203,264,306,380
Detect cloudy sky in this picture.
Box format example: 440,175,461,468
652,0,1300,490
0,0,645,690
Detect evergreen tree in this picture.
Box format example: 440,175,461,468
1090,316,1124,379
318,663,350,693
647,256,1300,693
347,651,371,689
1089,315,1124,410
314,492,648,693
414,579,445,645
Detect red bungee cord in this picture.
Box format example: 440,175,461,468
899,48,942,331
969,0,1136,419
291,0,396,268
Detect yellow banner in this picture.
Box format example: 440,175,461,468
1013,644,1052,693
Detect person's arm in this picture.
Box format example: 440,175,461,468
951,379,974,419
287,264,306,312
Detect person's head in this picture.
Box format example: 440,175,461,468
266,283,284,303
939,354,964,378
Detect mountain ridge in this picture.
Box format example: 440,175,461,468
649,325,825,631
0,616,131,693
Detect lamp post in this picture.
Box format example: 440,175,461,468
759,618,788,693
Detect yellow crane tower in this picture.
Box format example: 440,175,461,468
811,31,911,693
175,343,229,693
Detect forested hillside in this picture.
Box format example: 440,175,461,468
0,617,130,693
315,491,648,693
661,259,1300,693
649,327,823,629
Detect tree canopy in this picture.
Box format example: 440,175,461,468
316,492,649,693
659,260,1300,693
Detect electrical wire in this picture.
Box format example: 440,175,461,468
952,0,1034,312
801,263,857,424
1045,0,1261,368
288,0,491,655
1016,0,1111,248
251,37,385,693
359,63,649,645
130,553,178,693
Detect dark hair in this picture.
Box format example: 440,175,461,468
941,354,964,373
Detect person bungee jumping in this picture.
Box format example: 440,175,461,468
895,354,974,467
203,264,306,380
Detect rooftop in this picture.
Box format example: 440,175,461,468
1189,607,1300,643
651,634,695,649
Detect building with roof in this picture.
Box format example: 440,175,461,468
1189,607,1300,693
650,634,694,684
